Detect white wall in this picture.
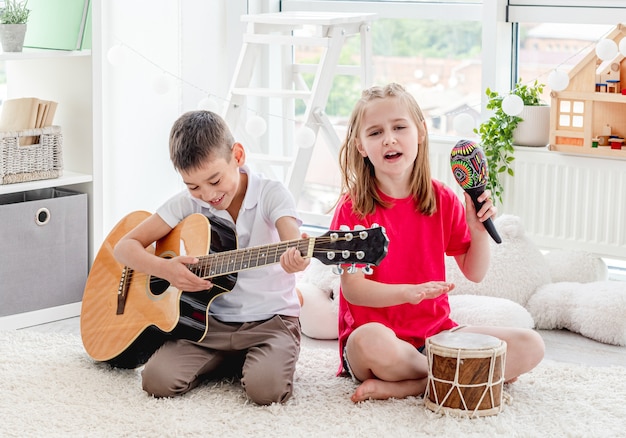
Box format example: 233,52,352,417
99,0,251,235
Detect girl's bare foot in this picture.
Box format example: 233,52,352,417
351,377,428,403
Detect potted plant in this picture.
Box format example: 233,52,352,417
474,79,547,205
0,0,30,52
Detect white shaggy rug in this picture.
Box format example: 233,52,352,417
2,331,625,437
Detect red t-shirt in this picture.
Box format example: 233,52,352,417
330,180,471,371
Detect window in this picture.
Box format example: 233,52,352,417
515,22,613,104
557,100,584,130
283,1,483,224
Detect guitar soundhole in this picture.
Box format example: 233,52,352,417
149,276,171,295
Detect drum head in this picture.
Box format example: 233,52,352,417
428,331,501,350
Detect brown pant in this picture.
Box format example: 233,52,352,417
141,315,301,405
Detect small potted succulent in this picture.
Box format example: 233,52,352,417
0,0,30,52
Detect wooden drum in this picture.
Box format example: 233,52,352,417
424,332,507,417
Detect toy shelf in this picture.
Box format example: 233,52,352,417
549,23,626,159
549,91,626,159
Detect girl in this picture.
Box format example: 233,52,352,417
331,83,544,403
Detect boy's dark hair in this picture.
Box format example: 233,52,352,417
169,110,235,172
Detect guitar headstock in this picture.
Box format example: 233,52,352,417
313,224,388,274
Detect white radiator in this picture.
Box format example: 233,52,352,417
430,140,626,260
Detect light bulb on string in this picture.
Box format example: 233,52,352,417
197,96,219,113
245,115,267,138
152,73,171,95
501,94,524,116
107,44,129,66
596,38,618,61
548,70,569,92
619,37,626,56
452,113,475,137
296,126,317,148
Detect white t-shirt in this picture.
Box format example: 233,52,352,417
156,165,302,322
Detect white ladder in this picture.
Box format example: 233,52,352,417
224,11,377,200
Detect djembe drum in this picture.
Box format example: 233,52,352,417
424,332,507,418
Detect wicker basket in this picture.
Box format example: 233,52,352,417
0,126,63,185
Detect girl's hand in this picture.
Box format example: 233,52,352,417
161,256,213,292
464,190,497,231
404,281,455,304
476,189,497,222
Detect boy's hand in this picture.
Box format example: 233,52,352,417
280,234,311,273
162,256,213,292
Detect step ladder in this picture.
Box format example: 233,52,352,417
224,11,377,200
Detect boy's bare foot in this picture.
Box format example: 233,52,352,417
351,377,428,403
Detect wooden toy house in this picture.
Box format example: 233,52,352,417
549,23,626,158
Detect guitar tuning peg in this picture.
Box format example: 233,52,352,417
341,250,350,259
353,224,365,230
326,251,336,260
347,264,357,274
330,232,339,242
332,265,344,275
339,224,350,231
371,223,380,228
356,251,365,260
362,264,373,275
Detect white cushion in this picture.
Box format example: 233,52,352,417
449,294,535,329
527,281,626,346
543,249,608,283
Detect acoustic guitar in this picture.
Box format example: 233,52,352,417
80,211,388,369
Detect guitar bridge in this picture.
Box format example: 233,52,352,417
116,266,132,315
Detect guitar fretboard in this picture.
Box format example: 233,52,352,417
190,238,312,278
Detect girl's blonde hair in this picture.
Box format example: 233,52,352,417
337,82,436,218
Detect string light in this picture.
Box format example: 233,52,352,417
197,96,220,112
547,70,569,92
105,39,320,147
452,113,475,137
619,37,626,57
107,25,621,143
106,44,129,66
245,115,267,138
595,38,618,61
296,126,317,148
501,94,524,117
151,73,172,95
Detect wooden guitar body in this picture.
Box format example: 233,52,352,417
80,211,236,368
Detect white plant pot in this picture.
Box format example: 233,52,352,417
513,105,551,147
0,23,27,53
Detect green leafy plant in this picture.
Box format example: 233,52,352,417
474,79,545,205
0,0,30,24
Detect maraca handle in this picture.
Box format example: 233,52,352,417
465,187,502,244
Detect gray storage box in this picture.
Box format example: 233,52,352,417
0,188,88,317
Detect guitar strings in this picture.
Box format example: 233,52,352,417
120,234,374,288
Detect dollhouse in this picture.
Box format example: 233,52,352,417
549,23,626,158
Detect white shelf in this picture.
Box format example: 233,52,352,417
0,48,91,61
0,302,81,330
0,171,92,195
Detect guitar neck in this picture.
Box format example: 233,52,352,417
191,238,313,279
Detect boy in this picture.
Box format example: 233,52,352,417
114,110,309,405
